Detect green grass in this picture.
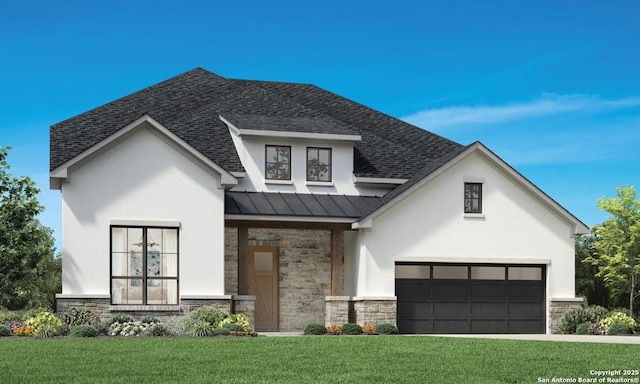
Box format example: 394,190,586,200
0,336,637,383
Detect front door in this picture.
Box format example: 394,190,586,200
249,246,279,331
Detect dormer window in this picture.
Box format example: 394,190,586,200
307,147,332,182
265,145,291,180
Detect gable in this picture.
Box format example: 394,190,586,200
355,142,589,237
50,115,237,189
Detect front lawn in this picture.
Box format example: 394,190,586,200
0,336,637,383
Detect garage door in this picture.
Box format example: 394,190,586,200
396,263,545,334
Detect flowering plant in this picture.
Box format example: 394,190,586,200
218,314,253,332
109,321,155,337
599,312,637,335
326,325,342,335
25,311,63,337
11,323,34,337
362,324,378,335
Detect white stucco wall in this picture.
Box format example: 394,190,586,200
352,151,577,302
60,125,226,297
228,130,391,197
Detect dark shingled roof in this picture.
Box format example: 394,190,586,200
225,191,379,218
50,68,462,182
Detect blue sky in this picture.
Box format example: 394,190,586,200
2,0,639,252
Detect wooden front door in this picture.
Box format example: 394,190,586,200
249,246,279,331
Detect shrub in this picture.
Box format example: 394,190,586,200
607,323,633,335
109,314,133,325
146,323,173,337
342,323,363,335
60,308,100,327
25,311,63,337
575,322,590,335
376,323,399,335
304,323,327,335
600,312,637,335
162,316,195,336
69,325,100,337
222,322,245,332
326,325,342,335
141,316,159,325
557,305,609,334
109,321,153,337
0,310,24,325
588,322,604,335
191,306,228,327
362,324,378,335
212,328,231,336
218,314,253,332
0,324,11,337
190,320,214,337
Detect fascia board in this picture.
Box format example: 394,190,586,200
224,214,355,224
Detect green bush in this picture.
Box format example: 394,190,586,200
304,323,327,335
141,316,159,325
190,320,214,337
557,305,609,334
109,314,133,325
162,316,195,336
0,324,11,337
342,323,363,335
60,308,100,327
376,323,399,335
212,328,231,336
575,322,590,335
0,310,24,325
69,325,100,337
191,306,228,327
222,322,245,332
607,323,632,335
146,323,173,337
600,312,637,335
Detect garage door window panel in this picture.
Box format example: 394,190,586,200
433,265,468,279
508,267,542,280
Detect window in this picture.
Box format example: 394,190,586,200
464,183,482,213
111,226,178,305
307,147,331,182
265,145,291,180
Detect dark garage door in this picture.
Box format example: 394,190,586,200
396,264,545,334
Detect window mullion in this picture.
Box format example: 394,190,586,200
142,228,148,305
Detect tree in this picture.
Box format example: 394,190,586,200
585,185,640,316
575,232,610,307
0,146,59,310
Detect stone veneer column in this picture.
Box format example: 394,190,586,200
548,298,584,334
232,295,256,329
351,297,397,326
325,296,351,326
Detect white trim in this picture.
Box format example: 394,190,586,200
306,181,334,187
392,256,552,265
219,115,361,142
549,297,584,302
463,213,486,219
353,176,408,185
180,295,233,300
50,115,238,189
231,172,246,178
265,179,294,185
463,176,485,183
55,294,111,299
350,296,397,301
110,219,181,228
224,214,355,224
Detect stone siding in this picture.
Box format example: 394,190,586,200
248,228,332,331
224,227,238,294
325,296,351,326
352,298,397,326
549,298,584,334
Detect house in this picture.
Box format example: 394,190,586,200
51,68,589,334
